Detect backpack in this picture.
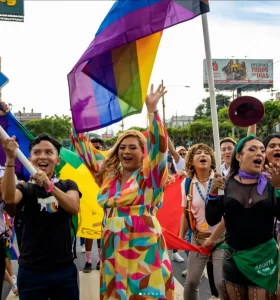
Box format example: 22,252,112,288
184,178,197,232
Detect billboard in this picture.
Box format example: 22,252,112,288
0,0,24,22
203,59,273,91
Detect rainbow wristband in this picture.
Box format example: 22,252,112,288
46,181,54,193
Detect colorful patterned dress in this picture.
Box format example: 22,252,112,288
71,112,174,300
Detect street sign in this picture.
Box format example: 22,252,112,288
0,72,9,89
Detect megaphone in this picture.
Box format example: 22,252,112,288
228,96,264,127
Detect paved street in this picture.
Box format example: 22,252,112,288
3,239,212,300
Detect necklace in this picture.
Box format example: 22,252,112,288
239,176,257,205
197,174,211,183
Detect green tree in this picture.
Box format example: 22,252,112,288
24,115,72,141
258,100,280,138
193,103,205,121
194,94,231,119
127,126,146,132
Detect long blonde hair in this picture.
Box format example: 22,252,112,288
99,130,146,177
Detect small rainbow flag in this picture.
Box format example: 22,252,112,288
68,0,209,133
45,202,59,214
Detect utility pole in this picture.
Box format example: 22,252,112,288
161,79,166,125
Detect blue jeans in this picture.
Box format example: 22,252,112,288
18,263,79,300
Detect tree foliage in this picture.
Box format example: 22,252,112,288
86,98,280,150
24,115,72,141
194,94,231,120
257,100,280,139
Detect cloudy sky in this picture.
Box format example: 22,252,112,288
0,1,280,135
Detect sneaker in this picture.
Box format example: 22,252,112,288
202,267,208,279
12,284,18,295
172,252,184,262
181,269,188,277
81,244,85,253
96,260,100,270
83,262,92,273
11,275,17,285
208,297,220,300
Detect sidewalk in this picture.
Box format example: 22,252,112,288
7,271,184,299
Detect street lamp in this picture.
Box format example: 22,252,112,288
161,79,190,125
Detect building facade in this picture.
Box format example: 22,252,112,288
166,115,194,128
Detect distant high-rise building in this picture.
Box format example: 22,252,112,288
166,115,194,128
14,109,42,123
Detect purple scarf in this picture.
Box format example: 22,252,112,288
238,169,268,195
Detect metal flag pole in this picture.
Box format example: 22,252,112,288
201,13,223,194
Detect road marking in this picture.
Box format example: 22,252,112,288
7,271,184,299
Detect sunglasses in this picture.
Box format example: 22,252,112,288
180,152,187,157
95,146,103,150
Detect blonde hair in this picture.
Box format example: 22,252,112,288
185,143,216,178
99,130,146,176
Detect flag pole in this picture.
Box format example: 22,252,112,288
202,14,224,195
201,14,221,174
0,126,37,176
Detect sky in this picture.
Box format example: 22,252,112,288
0,1,280,136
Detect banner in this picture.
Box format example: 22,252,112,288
157,176,211,255
203,59,273,91
0,0,24,22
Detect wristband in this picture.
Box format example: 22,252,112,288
5,164,15,168
147,110,158,115
46,181,54,193
209,192,218,197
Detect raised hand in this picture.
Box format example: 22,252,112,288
145,84,167,113
1,136,18,160
0,102,9,116
264,163,280,189
210,173,225,194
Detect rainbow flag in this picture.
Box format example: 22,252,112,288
0,111,103,239
68,0,209,133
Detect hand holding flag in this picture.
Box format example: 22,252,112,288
0,125,36,176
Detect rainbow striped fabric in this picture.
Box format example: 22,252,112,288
68,0,209,133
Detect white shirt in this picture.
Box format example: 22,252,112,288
173,156,185,172
181,170,217,233
222,163,230,177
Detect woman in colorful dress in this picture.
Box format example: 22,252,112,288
71,84,174,299
179,143,225,300
206,134,280,299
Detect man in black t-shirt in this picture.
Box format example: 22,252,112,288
1,133,81,300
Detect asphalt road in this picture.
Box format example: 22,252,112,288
2,239,212,300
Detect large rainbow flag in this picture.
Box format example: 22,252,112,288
68,0,209,133
0,111,103,239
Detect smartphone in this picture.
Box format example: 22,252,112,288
0,72,9,89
